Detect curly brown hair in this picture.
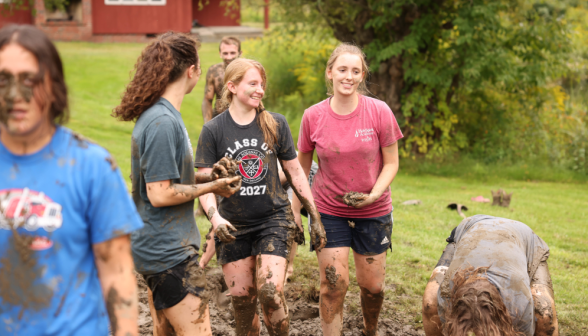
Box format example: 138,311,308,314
443,267,525,336
112,32,200,122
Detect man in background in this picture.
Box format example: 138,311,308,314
201,36,241,123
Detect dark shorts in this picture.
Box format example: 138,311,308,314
142,254,206,310
215,224,295,265
310,211,393,255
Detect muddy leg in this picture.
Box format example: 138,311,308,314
422,267,446,336
223,256,260,336
354,252,386,336
162,294,212,336
147,287,175,336
257,254,289,336
317,247,350,336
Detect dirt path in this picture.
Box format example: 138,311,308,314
136,270,424,336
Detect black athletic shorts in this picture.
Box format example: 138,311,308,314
215,224,295,265
142,254,206,310
309,211,393,255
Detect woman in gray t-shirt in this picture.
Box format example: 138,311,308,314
114,32,241,336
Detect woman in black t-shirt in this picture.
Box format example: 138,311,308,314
195,58,326,336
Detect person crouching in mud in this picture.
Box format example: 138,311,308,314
422,215,558,336
195,58,327,336
113,32,241,336
295,43,404,336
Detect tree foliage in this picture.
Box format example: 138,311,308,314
272,0,584,164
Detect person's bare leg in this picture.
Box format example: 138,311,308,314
257,254,289,336
286,242,297,283
147,287,175,336
223,256,260,336
422,267,446,336
354,252,387,336
162,293,212,336
532,260,558,336
317,247,350,336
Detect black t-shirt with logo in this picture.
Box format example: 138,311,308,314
195,110,298,233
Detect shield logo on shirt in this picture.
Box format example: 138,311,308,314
236,150,268,184
240,154,264,179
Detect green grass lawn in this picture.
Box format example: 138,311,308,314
57,42,588,335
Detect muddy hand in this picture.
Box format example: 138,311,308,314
310,216,327,252
353,194,376,209
211,157,241,180
211,162,229,180
216,223,237,243
213,176,242,197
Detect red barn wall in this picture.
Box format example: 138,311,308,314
92,0,192,35
193,0,240,27
0,6,33,27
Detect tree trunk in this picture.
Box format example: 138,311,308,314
317,1,420,126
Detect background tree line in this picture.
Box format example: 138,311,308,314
244,0,587,176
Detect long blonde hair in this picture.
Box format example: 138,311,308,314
325,43,370,96
221,58,278,150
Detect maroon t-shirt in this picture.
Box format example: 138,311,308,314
297,95,403,218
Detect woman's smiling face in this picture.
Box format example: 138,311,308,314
233,67,265,109
327,52,365,97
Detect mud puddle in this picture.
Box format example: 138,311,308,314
136,269,424,336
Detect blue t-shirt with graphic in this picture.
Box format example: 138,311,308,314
0,127,144,335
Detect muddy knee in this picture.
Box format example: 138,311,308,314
320,277,348,301
258,282,282,311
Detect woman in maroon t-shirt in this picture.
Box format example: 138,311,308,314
294,43,403,336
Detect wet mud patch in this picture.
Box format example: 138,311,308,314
343,192,368,207
0,228,54,316
135,268,425,336
325,265,341,287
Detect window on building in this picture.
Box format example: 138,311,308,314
46,0,83,22
105,0,167,5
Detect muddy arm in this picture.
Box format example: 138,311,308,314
280,156,326,251
94,235,138,336
198,167,237,243
531,260,558,336
146,176,240,208
194,172,214,184
422,241,455,336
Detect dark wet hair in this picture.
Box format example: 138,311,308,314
0,24,69,124
444,267,524,336
112,31,200,122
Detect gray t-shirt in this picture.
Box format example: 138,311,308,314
437,215,550,336
130,98,200,275
194,110,297,233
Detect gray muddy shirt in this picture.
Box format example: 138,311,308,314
130,98,200,275
437,215,550,336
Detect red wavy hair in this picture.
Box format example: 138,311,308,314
112,32,200,122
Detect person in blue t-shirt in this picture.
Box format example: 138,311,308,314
112,32,241,336
0,25,144,336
